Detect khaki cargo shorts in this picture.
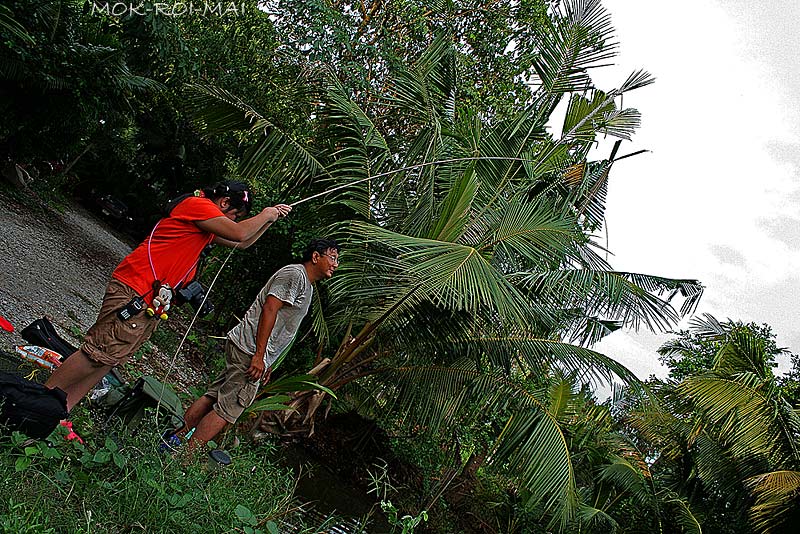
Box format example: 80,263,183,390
206,340,260,424
81,279,159,367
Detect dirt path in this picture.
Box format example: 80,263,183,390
0,193,206,390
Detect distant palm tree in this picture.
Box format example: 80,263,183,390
188,0,702,528
534,375,703,533
630,314,800,533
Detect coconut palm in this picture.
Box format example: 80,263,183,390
188,0,702,527
629,315,800,533
534,376,702,534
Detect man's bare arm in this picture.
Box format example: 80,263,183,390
246,295,286,381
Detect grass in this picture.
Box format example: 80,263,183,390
0,413,302,534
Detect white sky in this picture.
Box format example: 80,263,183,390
588,0,800,382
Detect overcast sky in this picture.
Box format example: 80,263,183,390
587,0,800,381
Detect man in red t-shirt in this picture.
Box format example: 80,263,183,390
46,181,291,411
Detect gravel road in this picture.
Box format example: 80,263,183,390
0,194,207,390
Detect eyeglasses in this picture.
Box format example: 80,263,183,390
321,253,340,265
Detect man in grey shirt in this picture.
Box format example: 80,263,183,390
169,238,340,452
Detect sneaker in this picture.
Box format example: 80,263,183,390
158,432,182,454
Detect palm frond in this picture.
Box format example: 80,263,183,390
335,222,550,326
575,503,619,532
661,492,703,534
511,269,704,334
532,0,617,95
678,376,799,463
713,329,770,378
186,82,262,135
494,406,578,527
470,334,642,387
114,73,166,93
310,288,329,349
428,166,478,242
0,5,34,44
687,313,727,337
597,458,652,505
185,83,326,185
561,91,617,142
745,470,800,534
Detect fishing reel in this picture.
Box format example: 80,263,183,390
175,281,214,318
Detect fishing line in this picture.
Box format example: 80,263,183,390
154,243,238,438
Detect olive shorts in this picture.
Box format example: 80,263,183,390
81,279,159,367
205,340,260,424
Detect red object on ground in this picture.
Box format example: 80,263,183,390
0,316,13,332
60,421,84,444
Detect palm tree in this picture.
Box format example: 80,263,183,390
536,376,702,534
629,315,800,533
188,0,702,528
0,5,34,45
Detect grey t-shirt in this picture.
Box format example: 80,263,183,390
227,264,313,367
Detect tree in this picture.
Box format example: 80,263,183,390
188,0,704,529
658,314,787,382
631,314,800,534
270,0,551,118
0,0,163,167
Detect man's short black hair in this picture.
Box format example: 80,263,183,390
302,238,340,262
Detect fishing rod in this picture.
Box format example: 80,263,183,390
288,155,536,207
287,149,649,207
156,151,647,422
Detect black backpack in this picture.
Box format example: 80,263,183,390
0,372,68,439
19,317,78,361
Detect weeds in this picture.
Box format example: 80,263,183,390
0,417,298,533
368,460,428,534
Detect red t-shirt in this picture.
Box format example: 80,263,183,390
113,196,224,299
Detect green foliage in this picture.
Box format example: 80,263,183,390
0,0,161,165
272,0,550,119
0,416,298,533
380,501,428,534
13,1,794,532
631,315,800,534
368,460,429,534
245,373,338,415
778,352,800,406
0,500,55,534
658,314,789,381
190,2,704,530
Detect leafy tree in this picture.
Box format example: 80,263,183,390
658,314,787,382
271,0,551,118
777,352,800,406
0,0,163,167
